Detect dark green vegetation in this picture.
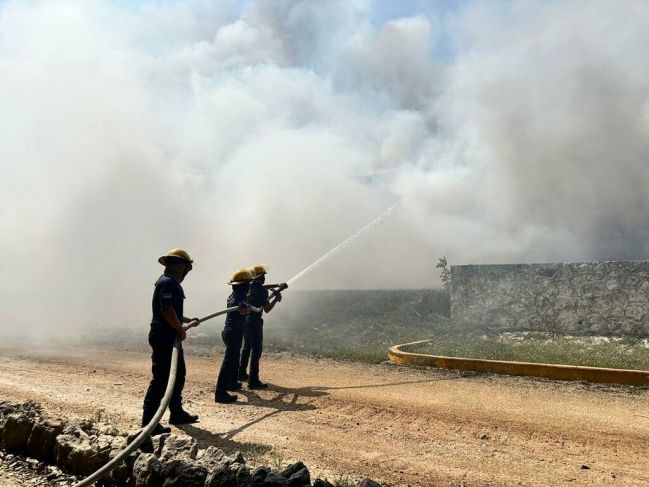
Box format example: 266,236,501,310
259,290,648,370
263,289,451,363
84,289,648,370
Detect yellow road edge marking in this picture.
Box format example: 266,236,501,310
388,339,649,386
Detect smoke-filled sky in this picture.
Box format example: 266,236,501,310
2,0,649,333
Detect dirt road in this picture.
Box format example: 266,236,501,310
0,345,647,486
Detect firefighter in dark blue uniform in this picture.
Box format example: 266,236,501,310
142,248,200,435
214,268,255,403
239,264,282,389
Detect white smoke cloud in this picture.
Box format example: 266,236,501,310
1,0,649,334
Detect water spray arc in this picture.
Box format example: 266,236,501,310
286,201,400,287
74,202,399,485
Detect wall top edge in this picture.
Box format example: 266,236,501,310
450,260,649,270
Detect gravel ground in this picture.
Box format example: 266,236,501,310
0,449,78,486
0,345,648,486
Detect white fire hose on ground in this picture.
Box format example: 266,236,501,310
73,306,239,487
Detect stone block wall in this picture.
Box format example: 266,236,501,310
450,261,649,337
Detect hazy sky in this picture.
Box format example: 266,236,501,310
2,0,649,333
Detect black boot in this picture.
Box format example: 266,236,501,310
248,379,268,390
226,381,242,391
169,409,199,425
215,390,238,403
150,423,172,435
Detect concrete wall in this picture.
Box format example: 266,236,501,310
450,261,649,337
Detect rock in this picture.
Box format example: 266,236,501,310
4,413,35,452
133,452,162,487
161,458,207,487
152,433,170,457
358,479,382,487
26,418,64,462
249,466,270,487
205,464,237,487
196,446,226,470
127,430,168,455
96,422,120,436
281,461,310,486
159,434,198,462
54,433,113,475
104,449,139,486
235,465,252,487
313,480,334,487
236,464,251,486
264,471,288,487
63,418,96,435
221,450,246,466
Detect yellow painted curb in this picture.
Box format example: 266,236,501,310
388,339,649,386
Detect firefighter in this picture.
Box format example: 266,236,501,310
214,268,255,403
142,248,199,435
239,264,282,389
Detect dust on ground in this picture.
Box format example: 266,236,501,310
0,345,647,486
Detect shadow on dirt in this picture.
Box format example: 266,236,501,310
177,423,272,455
179,376,463,452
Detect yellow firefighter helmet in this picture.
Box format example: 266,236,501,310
158,248,193,266
250,264,269,279
229,268,254,285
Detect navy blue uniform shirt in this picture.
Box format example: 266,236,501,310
151,275,185,341
224,286,248,330
246,281,269,325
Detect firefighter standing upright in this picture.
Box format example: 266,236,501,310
142,248,199,434
214,268,255,403
239,264,283,389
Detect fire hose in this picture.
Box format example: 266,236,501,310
73,284,288,486
73,305,238,487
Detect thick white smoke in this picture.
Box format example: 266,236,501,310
1,0,649,334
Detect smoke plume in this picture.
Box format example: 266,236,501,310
1,0,649,334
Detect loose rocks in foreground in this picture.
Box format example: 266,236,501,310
0,400,386,487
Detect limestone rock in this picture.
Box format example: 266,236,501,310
281,461,310,486
358,479,382,487
54,433,112,475
133,452,162,487
264,471,288,487
159,434,197,462
26,418,64,462
161,458,207,487
236,464,252,486
205,464,237,487
249,466,270,487
4,413,35,452
103,449,139,486
221,450,246,466
196,446,226,470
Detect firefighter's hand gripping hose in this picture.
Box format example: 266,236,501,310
72,305,238,487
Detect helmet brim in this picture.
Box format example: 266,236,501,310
160,256,193,266
228,280,251,285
